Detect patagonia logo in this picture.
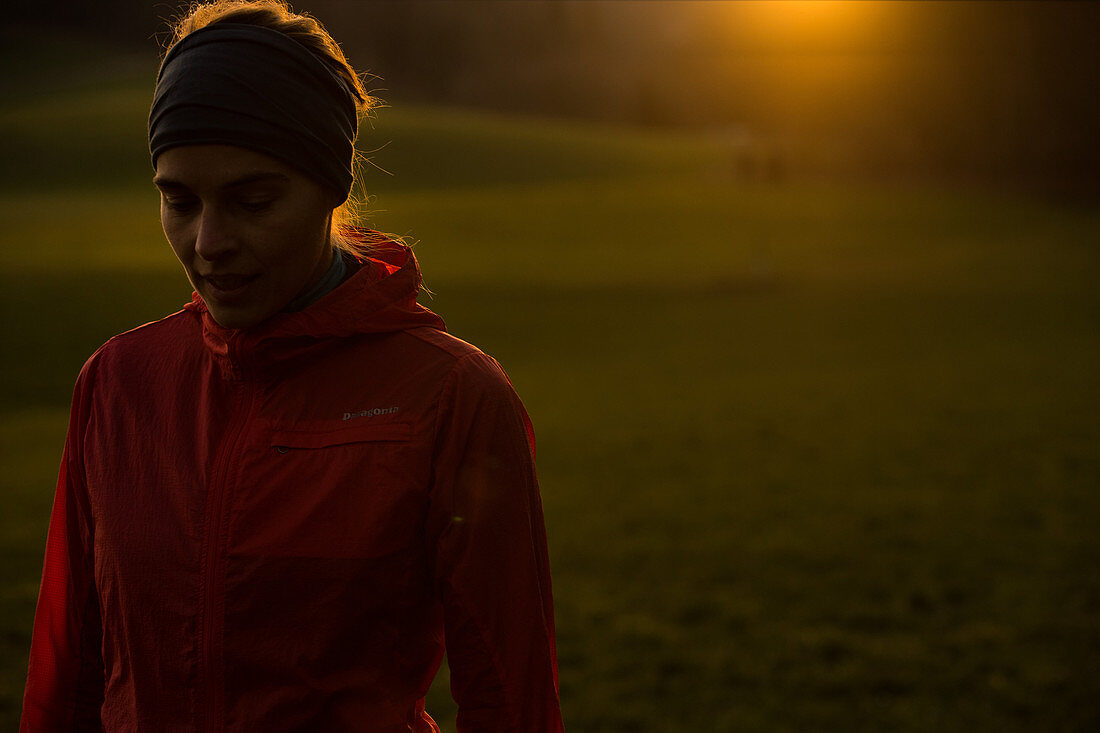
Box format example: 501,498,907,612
343,406,399,421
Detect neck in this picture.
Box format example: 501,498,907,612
284,247,348,312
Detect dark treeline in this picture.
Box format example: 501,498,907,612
8,0,1100,197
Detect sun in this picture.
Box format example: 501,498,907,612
736,0,888,50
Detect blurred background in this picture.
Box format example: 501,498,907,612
1,1,1098,730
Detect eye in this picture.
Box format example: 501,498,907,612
239,198,274,213
162,196,198,214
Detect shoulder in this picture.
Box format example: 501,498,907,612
63,309,197,431
422,336,537,459
406,333,529,437
400,327,515,391
402,326,488,362
78,308,199,382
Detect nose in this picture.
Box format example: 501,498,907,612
193,206,238,262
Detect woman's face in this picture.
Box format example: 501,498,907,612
154,144,336,330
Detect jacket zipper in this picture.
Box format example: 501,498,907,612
202,339,255,731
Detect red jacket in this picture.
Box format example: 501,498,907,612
21,241,563,732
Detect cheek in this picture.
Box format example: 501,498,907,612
264,209,331,266
163,225,189,263
160,215,195,267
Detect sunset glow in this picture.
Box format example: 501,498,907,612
733,0,892,50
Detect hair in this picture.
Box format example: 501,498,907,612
163,0,383,257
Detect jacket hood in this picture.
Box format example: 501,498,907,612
184,233,445,373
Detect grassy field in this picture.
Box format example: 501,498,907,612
2,49,1099,731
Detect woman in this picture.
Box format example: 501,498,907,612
20,2,563,730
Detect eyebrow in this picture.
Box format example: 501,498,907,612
152,171,290,190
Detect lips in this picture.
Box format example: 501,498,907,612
202,273,259,298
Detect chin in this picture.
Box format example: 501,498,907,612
204,303,271,330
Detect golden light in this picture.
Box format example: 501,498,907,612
733,0,893,52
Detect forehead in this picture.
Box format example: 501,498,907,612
154,144,298,188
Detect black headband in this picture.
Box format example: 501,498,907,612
149,23,358,201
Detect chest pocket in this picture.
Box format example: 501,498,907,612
233,421,423,559
270,421,412,452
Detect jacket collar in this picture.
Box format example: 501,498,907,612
185,234,445,377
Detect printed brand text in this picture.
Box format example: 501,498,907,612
343,407,400,421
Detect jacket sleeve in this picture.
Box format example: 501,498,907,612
21,358,105,732
427,352,564,732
